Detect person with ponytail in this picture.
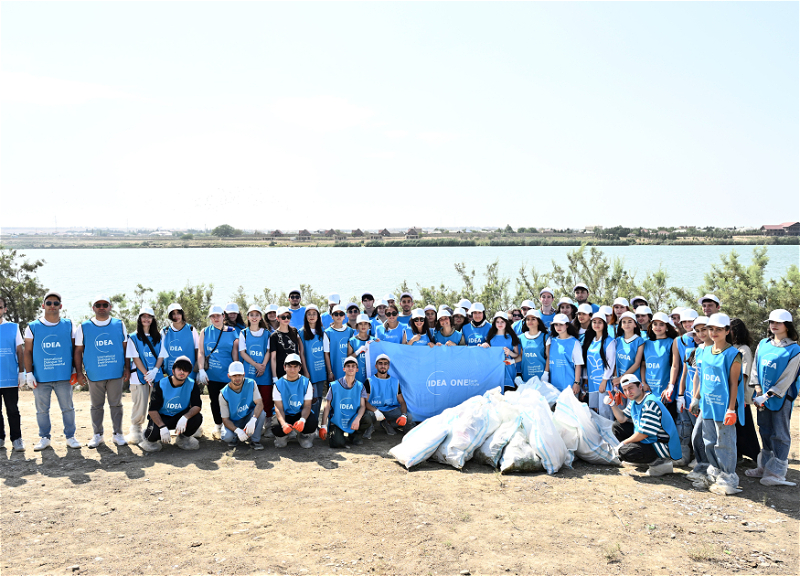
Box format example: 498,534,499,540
610,312,645,406
300,305,328,417
124,307,166,445
583,312,616,418
519,310,547,382
239,305,272,435
543,314,584,394
642,312,679,420
481,311,521,391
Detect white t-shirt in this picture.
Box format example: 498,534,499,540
218,381,262,420
322,328,344,353
238,328,272,352
157,324,200,356
1,321,24,347
74,317,128,346
546,338,585,365
272,380,313,402
23,317,77,340
125,338,169,385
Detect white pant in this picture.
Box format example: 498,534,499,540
129,384,150,430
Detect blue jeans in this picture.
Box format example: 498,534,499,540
702,418,738,480
757,400,793,463
34,380,76,439
221,411,267,444
691,413,709,473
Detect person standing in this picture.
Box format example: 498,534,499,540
196,305,239,438
641,312,678,418
23,292,81,451
698,294,721,318
397,292,414,326
161,303,199,376
324,305,353,381
573,283,600,313
463,303,490,346
74,295,129,448
538,288,557,329
361,292,377,319
511,300,537,334
348,314,376,384
125,306,167,445
0,296,25,451
543,314,584,393
300,305,328,415
321,294,340,329
374,304,404,344
519,310,548,381
371,299,390,333
224,303,246,336
287,288,306,329
269,306,305,380
481,312,521,391
433,310,464,346
583,313,616,417
239,305,272,433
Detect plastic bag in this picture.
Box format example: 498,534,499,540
432,400,501,469
553,388,620,465
389,408,456,468
516,375,560,407
526,390,572,474
499,428,543,473
474,416,522,468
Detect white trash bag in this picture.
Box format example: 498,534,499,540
389,407,457,469
516,375,560,407
525,390,572,474
553,388,620,465
474,415,522,468
433,399,502,469
499,428,543,474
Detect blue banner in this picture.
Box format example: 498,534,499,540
367,342,505,420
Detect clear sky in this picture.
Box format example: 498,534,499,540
2,1,798,232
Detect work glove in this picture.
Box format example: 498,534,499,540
175,416,188,435
282,423,293,435
244,417,257,436
145,368,159,383
676,397,685,413
753,394,769,407
660,385,674,403
373,409,385,422
160,427,171,444
292,418,306,432
18,372,26,387
235,428,248,442
615,390,624,405
603,391,616,406
197,369,209,385
318,425,328,440
396,414,408,427
689,398,701,416
70,373,78,386
541,372,549,383
612,443,622,459
723,410,737,426
272,377,279,384
26,372,38,389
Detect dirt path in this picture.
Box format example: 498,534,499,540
2,391,798,575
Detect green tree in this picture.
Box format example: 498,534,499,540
180,233,194,240
212,224,240,237
0,246,47,333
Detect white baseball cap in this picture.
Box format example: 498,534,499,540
493,311,508,321
343,356,358,366
345,302,359,311
680,309,699,322
167,303,183,315
620,374,641,386
613,297,630,307
138,306,155,317
671,307,685,317
768,309,793,323
573,283,589,292
356,313,371,324
453,307,467,317
400,291,414,300
224,302,240,314
437,309,451,319
619,311,637,322
92,295,111,305
525,309,541,319
305,304,320,314
411,308,425,319
424,304,437,312
551,313,570,325
468,302,485,314
228,361,245,375
577,303,593,315
599,305,613,316
634,306,653,316
457,298,472,310
375,353,391,364
539,287,554,297
652,312,671,324
706,313,731,328
288,288,302,297
265,304,279,313
361,292,374,300
208,305,224,316
384,293,397,302
697,293,721,306
520,299,536,310
247,304,263,315
591,312,606,322
692,316,709,329
328,293,341,304
284,353,302,365
557,296,575,307
277,306,291,316
376,299,389,308
331,304,346,314
631,295,648,304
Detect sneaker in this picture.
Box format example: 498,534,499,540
87,434,104,448
353,435,364,446
175,435,200,450
274,435,288,448
34,437,51,451
112,433,127,446
125,428,144,445
298,434,314,449
250,441,264,451
686,469,707,482
139,439,162,453
12,439,25,452
709,481,742,495
647,459,674,477
363,424,374,440
212,424,223,439
65,437,82,449
381,421,397,436
191,426,204,438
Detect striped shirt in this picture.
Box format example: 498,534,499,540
623,398,671,458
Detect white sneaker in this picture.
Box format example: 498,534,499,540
87,434,104,448
34,437,51,451
191,426,204,438
125,430,143,445
12,438,25,452
298,434,314,449
112,433,127,446
175,435,200,450
274,435,288,448
647,460,674,477
213,424,223,439
139,439,162,453
65,437,82,449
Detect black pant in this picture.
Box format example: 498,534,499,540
736,405,760,461
663,399,679,425
328,421,370,448
0,388,21,441
273,411,318,437
144,411,203,441
612,420,659,464
207,381,226,425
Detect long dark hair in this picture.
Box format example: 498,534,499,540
303,309,324,340
582,317,610,370
618,316,641,338
409,317,433,341
487,317,521,347
647,320,679,341
137,314,161,345
523,314,547,335
781,321,800,342
225,312,245,330
550,320,580,339
246,311,268,331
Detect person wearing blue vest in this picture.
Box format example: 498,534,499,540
362,354,412,436
224,302,246,336
0,296,26,452
573,283,600,314
690,313,745,495
481,311,521,391
219,361,266,450
403,309,434,347
272,354,317,449
348,314,377,384
671,312,700,466
239,305,273,437
609,374,681,476
23,291,81,451
543,314,584,394
685,316,713,482
140,355,203,452
287,288,306,330
371,299,389,334
397,292,414,327
74,295,129,448
641,312,678,419
462,303,490,346
745,309,800,487
300,305,328,416
634,306,653,341
324,305,354,382
574,303,593,344
320,294,340,330
375,304,405,344
433,310,464,346
124,306,167,445
319,356,369,447
344,302,360,330
197,305,239,439
583,313,616,418
519,310,548,382
610,312,645,406
510,300,536,335
666,309,699,410
451,307,467,333
538,288,557,329
161,303,199,376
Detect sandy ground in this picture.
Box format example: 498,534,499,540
1,390,798,576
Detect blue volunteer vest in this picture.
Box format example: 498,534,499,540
162,324,196,376
434,329,463,346
643,337,674,398
130,333,161,384
203,326,237,382
463,322,490,346
289,307,306,329
540,311,556,329
300,329,327,383
221,379,257,421
320,312,333,329
489,334,517,388
511,319,525,335
158,375,195,417
607,324,617,338
629,393,682,460
754,338,800,411
700,345,745,424
369,375,401,411
375,323,405,344
674,334,695,400
330,378,364,433
325,326,354,380
548,336,579,392
405,328,432,346
586,337,613,394
0,323,20,388
81,318,125,381
29,319,73,382
520,332,547,380
615,334,643,378
242,328,270,386
275,375,310,415
683,346,698,406
348,335,375,382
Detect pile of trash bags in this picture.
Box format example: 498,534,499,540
389,376,622,474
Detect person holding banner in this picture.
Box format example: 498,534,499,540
363,354,412,436
375,304,405,343
161,303,199,376
434,310,464,346
481,312,521,390
424,305,438,331
348,314,377,383
403,309,434,347
543,313,583,393
125,307,167,445
319,356,370,447
324,305,353,381
300,305,328,416
239,305,272,435
463,303,490,346
519,310,547,381
451,308,468,332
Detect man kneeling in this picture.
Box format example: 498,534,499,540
363,354,413,437
319,356,370,447
272,354,318,449
220,361,267,450
609,374,682,476
141,355,202,452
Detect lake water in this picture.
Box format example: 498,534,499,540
18,245,799,310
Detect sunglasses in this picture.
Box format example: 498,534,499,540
386,311,398,317
279,314,292,320
413,318,425,323
332,312,345,317
512,314,522,319
289,294,301,299
635,315,648,318
45,301,61,307
94,302,109,308
347,309,358,314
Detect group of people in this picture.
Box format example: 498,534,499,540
0,284,797,493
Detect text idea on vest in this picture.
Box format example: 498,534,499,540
646,362,661,369
761,358,778,370
94,334,115,352
339,402,354,410
704,373,722,383
165,402,182,410
41,338,62,354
